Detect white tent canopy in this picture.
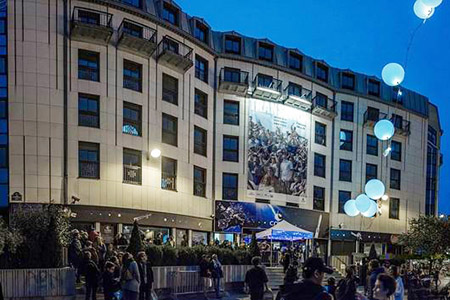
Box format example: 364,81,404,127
255,220,313,241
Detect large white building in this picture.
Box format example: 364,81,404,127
1,0,442,258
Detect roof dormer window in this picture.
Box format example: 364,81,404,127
316,63,329,83
341,72,355,90
194,21,208,44
289,52,303,72
162,2,179,26
258,42,273,62
368,79,380,97
225,35,241,54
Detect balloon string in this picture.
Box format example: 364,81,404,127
404,22,423,71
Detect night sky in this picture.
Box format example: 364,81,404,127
176,0,450,214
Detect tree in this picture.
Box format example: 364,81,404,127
400,215,450,275
127,220,144,258
369,243,378,260
0,219,22,256
248,232,261,258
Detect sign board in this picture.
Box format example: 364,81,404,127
11,192,22,202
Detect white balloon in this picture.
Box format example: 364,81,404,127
361,200,378,218
355,194,371,214
421,0,442,8
344,200,360,217
382,63,405,87
414,0,435,19
365,179,386,200
374,119,395,141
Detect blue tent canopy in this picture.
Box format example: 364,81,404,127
255,220,313,241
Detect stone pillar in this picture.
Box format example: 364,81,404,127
235,233,241,245
117,223,123,234
95,222,101,232
171,227,177,246
188,229,193,247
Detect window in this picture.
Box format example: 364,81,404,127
223,135,239,162
161,157,177,191
314,92,328,109
316,63,328,82
341,73,355,90
368,79,380,97
223,68,241,83
314,153,326,178
340,101,354,122
163,37,179,54
289,52,302,72
366,164,378,182
79,142,100,179
340,130,353,151
194,89,207,119
313,186,325,211
122,21,143,38
389,198,400,219
162,2,178,26
162,113,178,146
123,148,141,184
367,135,378,156
258,43,273,62
162,73,178,105
78,9,100,25
123,102,141,136
287,82,302,97
428,126,437,146
223,173,238,200
194,166,206,197
339,159,352,182
194,21,208,44
224,100,239,125
391,141,402,161
123,60,142,92
367,107,380,122
122,0,141,8
390,168,401,190
194,126,207,156
78,50,99,81
195,55,208,83
338,191,351,213
392,114,403,129
257,74,273,88
78,93,99,128
224,35,241,54
315,122,326,146
392,87,403,104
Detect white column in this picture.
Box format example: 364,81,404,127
117,223,123,234
172,228,177,246
95,222,101,232
188,229,193,247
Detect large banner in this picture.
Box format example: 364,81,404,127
247,99,309,204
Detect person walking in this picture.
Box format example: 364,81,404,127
199,255,211,296
103,261,121,300
245,256,270,300
373,274,397,300
368,260,385,300
84,251,100,300
282,252,291,273
121,252,141,300
284,261,299,285
210,254,223,298
68,229,83,283
335,266,363,300
136,251,154,300
389,266,404,300
276,257,333,300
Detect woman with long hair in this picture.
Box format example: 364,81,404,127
373,273,397,300
121,252,141,300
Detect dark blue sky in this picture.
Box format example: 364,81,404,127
177,0,450,214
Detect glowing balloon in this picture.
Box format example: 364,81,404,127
365,179,386,200
421,0,442,8
361,200,378,218
414,0,435,19
355,194,371,214
374,119,395,141
344,200,360,217
382,63,405,87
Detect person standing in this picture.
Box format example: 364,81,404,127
389,266,404,300
282,252,291,273
368,260,385,300
68,229,83,283
210,254,223,298
372,274,397,300
103,261,121,300
136,251,154,300
245,256,270,300
199,255,211,296
84,251,100,300
121,252,141,300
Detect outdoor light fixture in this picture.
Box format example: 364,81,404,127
374,119,395,141
382,63,405,87
344,199,360,217
381,194,389,201
414,0,435,19
150,148,161,158
365,179,386,200
421,0,442,8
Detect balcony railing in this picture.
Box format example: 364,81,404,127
252,74,282,101
79,113,99,128
363,110,388,126
123,165,142,185
218,68,249,96
161,173,176,191
117,19,157,57
123,76,142,92
391,117,411,136
162,88,178,105
311,95,337,119
79,161,99,179
156,36,193,73
283,85,312,111
70,7,113,45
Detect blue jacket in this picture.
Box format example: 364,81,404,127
368,267,385,299
121,260,141,292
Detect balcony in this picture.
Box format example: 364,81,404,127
117,19,157,57
392,118,411,136
218,68,249,96
70,7,113,45
363,110,388,127
311,96,337,119
79,161,99,179
252,74,282,101
123,165,142,185
283,85,312,111
156,36,193,73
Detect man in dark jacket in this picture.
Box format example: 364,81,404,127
103,261,121,300
367,259,384,300
276,257,333,300
245,256,270,300
68,230,83,283
84,251,100,300
137,251,154,300
199,255,211,296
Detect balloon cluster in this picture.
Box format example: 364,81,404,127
414,0,442,20
344,179,386,218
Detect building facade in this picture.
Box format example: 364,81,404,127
2,0,442,254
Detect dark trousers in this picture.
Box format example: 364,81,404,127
250,290,264,300
85,282,97,300
139,283,151,300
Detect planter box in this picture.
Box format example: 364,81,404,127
0,268,76,300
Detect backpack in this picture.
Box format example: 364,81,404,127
335,278,356,300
